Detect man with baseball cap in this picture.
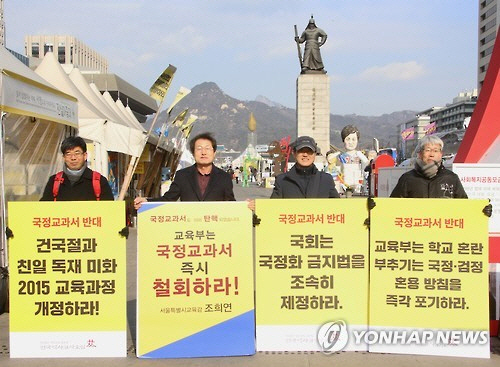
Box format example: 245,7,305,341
270,136,339,198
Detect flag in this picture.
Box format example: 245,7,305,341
180,114,198,130
181,115,198,138
401,127,415,141
149,65,177,103
166,86,191,115
171,108,188,127
424,122,437,135
154,126,169,137
182,124,194,138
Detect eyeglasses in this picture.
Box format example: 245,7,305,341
423,148,441,154
195,146,214,152
64,151,84,158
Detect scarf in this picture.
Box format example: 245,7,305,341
415,158,440,179
63,162,87,185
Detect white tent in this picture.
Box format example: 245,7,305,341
116,98,143,131
0,48,77,127
34,52,109,174
87,82,146,158
69,68,124,125
68,67,145,160
176,142,195,170
1,47,78,266
231,144,263,169
101,90,146,158
125,105,142,128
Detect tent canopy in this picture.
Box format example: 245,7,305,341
1,47,79,266
0,47,78,127
35,53,146,158
69,67,146,157
34,52,106,143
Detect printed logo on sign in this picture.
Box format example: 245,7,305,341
317,320,349,354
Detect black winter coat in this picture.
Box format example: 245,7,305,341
390,164,468,198
40,168,114,201
271,164,339,198
152,164,235,202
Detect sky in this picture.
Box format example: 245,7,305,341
4,0,479,116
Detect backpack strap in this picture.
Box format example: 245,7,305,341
52,171,64,201
92,171,101,201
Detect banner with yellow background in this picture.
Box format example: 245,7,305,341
255,198,369,351
8,201,126,358
136,201,254,358
369,198,490,358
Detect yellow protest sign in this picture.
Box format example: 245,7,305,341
136,201,254,358
255,198,369,352
8,201,126,358
369,198,490,358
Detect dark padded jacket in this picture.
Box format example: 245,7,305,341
271,164,339,198
40,167,114,201
390,164,468,198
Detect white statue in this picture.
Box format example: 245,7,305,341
337,125,368,196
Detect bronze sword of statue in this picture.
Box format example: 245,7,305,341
294,25,303,69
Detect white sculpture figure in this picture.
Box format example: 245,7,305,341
337,125,369,196
324,149,341,192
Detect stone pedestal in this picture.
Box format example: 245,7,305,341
296,74,330,158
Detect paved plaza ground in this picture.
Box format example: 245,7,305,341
1,182,499,365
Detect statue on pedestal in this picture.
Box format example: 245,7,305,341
294,15,328,74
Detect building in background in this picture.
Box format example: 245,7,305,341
429,90,478,133
0,0,5,47
397,108,436,160
478,0,499,91
394,1,492,161
24,35,108,73
396,91,477,160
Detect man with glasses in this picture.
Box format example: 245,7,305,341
390,135,467,198
40,136,114,201
270,136,339,198
134,132,235,208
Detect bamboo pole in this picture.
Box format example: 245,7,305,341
117,96,167,200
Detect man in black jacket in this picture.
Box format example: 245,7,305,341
134,132,235,209
271,136,339,199
390,135,467,198
40,136,114,201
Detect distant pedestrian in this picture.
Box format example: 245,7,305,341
234,167,241,184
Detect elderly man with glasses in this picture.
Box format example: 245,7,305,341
390,135,467,198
